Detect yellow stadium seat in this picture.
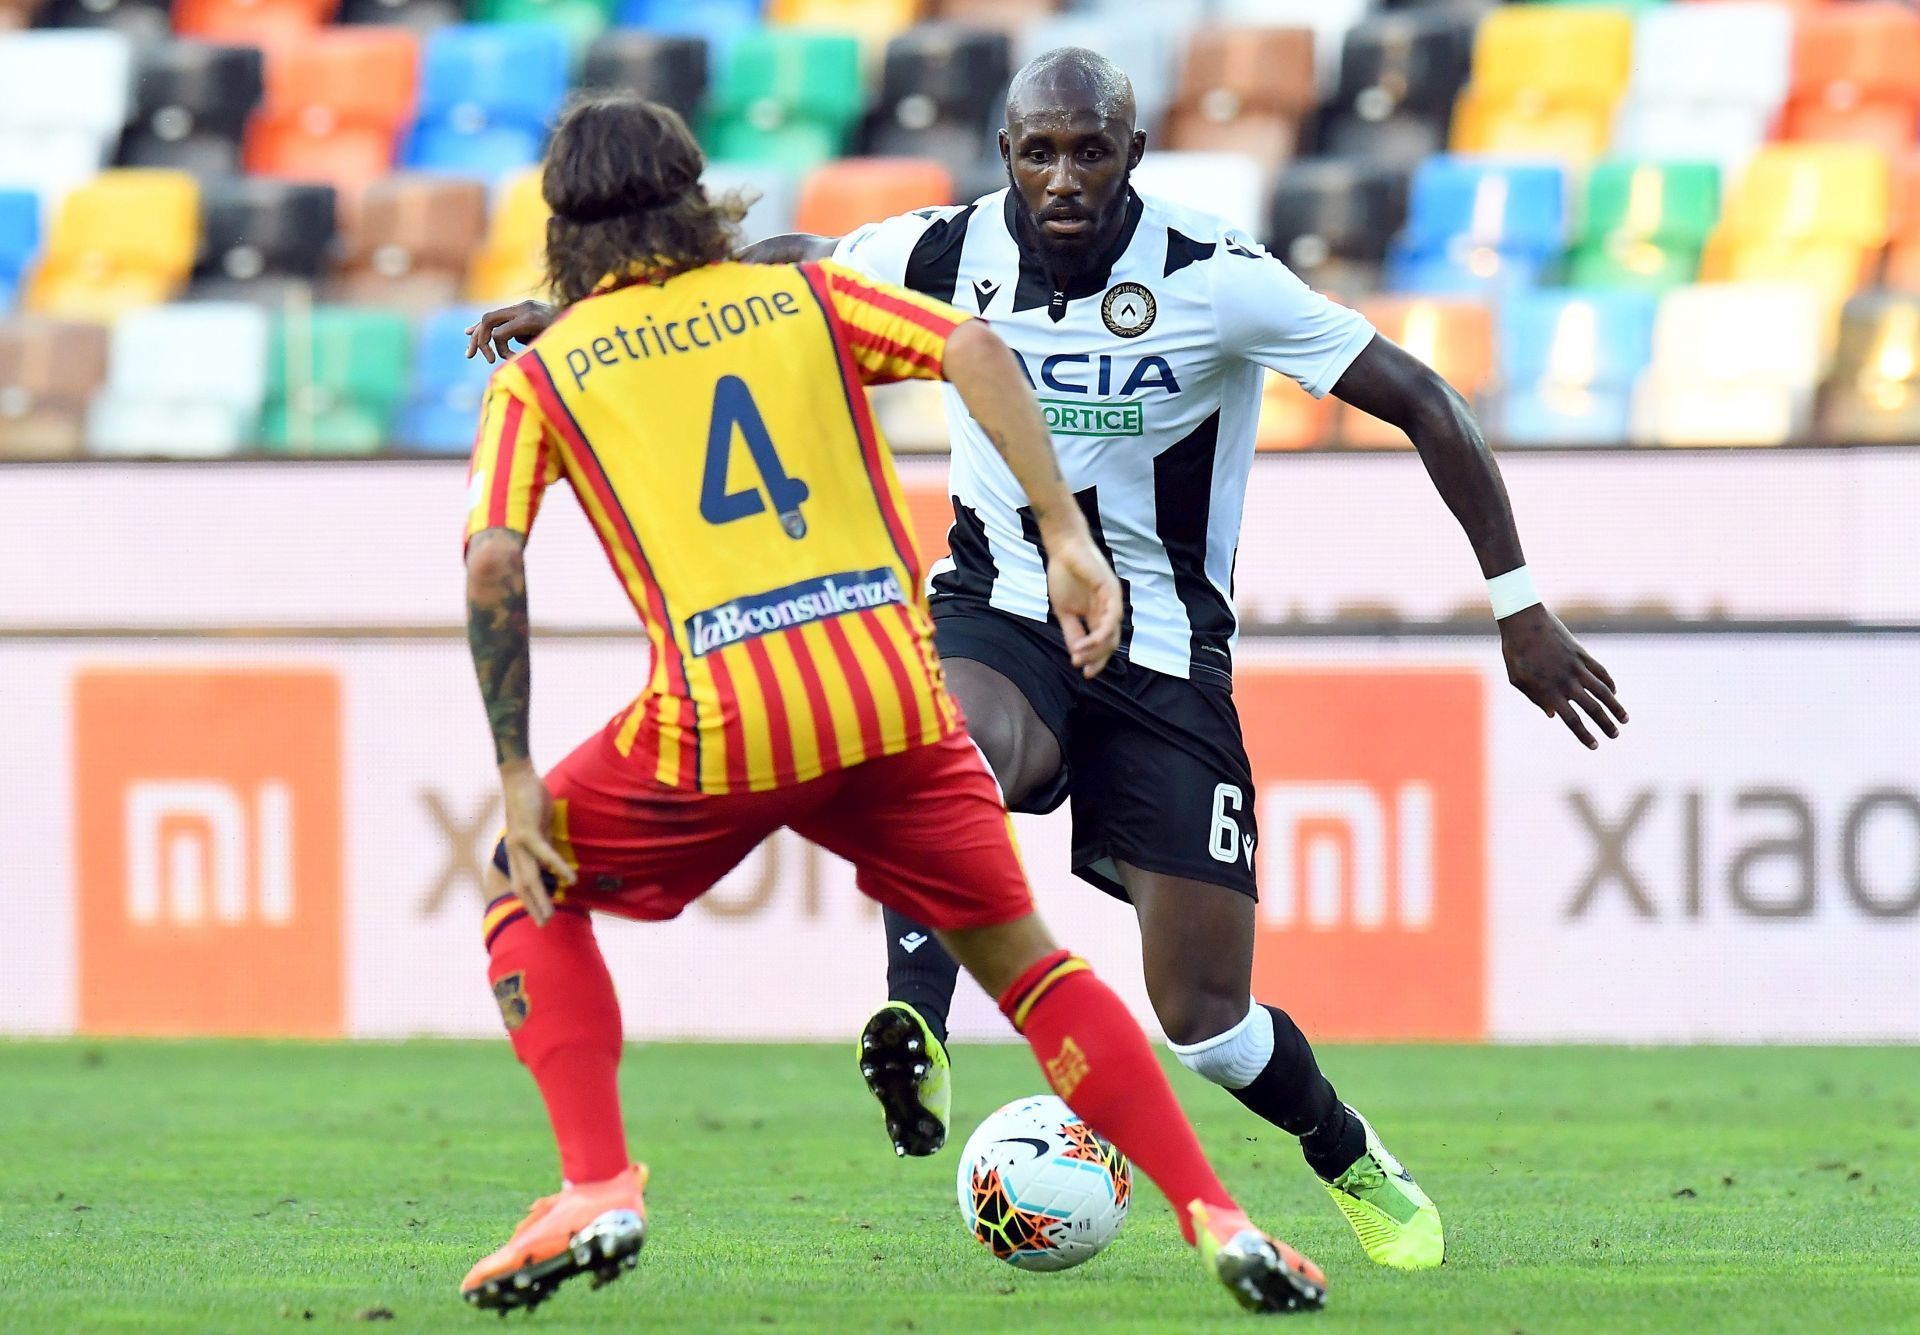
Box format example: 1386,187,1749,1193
1470,4,1633,103
1713,142,1891,249
1450,85,1615,161
27,169,199,322
767,0,921,35
465,169,550,306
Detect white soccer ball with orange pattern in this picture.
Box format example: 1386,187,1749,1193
955,1095,1131,1271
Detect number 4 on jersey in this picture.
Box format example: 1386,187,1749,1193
701,374,810,539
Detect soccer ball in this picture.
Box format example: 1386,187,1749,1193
955,1095,1131,1271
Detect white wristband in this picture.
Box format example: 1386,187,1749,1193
1487,565,1541,620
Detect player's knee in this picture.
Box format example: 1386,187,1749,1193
1162,997,1272,1087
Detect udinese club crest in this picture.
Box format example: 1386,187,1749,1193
1100,282,1156,338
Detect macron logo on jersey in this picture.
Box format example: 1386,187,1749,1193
685,567,906,656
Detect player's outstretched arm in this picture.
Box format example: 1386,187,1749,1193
735,233,839,264
466,527,576,922
941,320,1121,678
1331,337,1628,749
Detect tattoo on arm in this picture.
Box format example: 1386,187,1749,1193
467,529,533,765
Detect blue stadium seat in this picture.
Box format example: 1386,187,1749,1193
405,24,571,178
1387,156,1566,295
614,0,760,62
400,306,492,452
0,189,38,310
1495,289,1657,446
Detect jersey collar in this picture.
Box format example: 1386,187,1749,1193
1002,187,1145,321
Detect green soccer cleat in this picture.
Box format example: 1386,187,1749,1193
856,1002,951,1157
1320,1107,1444,1270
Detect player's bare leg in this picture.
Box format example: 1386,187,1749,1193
1126,864,1444,1270
864,659,1060,1155
935,912,1326,1313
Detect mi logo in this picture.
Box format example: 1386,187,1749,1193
1260,783,1434,930
125,781,295,926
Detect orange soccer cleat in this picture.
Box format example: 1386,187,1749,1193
1189,1199,1329,1315
460,1164,650,1313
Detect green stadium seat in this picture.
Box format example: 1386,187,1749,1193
471,0,615,57
1566,160,1719,292
703,29,863,172
263,306,413,455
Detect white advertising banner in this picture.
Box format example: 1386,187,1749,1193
2,633,1915,1043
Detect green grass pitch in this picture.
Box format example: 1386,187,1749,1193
3,1041,1916,1333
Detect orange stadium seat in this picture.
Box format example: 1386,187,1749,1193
792,157,953,238
26,169,199,321
1886,151,1920,289
1782,3,1920,153
1255,372,1336,452
174,0,340,45
1165,26,1315,164
245,27,420,199
335,173,489,309
1451,4,1632,163
0,317,108,459
465,168,549,304
0,0,37,29
1341,295,1492,448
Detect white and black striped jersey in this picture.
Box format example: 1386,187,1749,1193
833,187,1376,683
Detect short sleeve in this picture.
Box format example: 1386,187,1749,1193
809,259,973,386
829,208,948,286
1210,232,1377,398
464,363,562,550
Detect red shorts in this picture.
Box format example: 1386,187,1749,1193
497,724,1034,932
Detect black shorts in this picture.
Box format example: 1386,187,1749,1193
931,597,1259,902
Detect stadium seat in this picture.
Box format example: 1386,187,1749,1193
1255,371,1335,452
399,305,493,452
1783,3,1920,154
27,168,198,320
1820,292,1920,444
615,0,760,60
703,29,864,173
118,41,265,177
768,0,921,44
581,32,710,121
1452,4,1632,162
0,189,38,311
1387,156,1565,294
859,25,1009,169
701,161,798,243
405,23,570,178
1613,3,1792,173
263,305,413,453
35,0,173,41
1165,26,1316,164
1266,158,1408,294
1494,289,1657,446
1315,8,1475,168
87,301,271,455
472,0,614,58
334,173,488,309
0,30,135,198
339,0,465,28
1704,143,1890,308
246,27,419,198
868,379,951,453
1019,14,1184,140
192,177,336,299
0,0,33,27
1343,294,1493,447
464,167,548,304
174,0,339,45
793,158,952,238
1129,151,1272,239
1212,0,1369,95
1888,151,1920,291
1565,159,1719,292
0,317,108,458
1634,284,1825,446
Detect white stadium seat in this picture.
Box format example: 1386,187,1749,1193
702,163,798,244
1632,284,1824,446
1129,150,1271,238
86,302,271,456
1613,4,1791,176
0,31,134,205
1020,14,1190,141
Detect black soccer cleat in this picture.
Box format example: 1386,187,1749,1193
856,1002,951,1158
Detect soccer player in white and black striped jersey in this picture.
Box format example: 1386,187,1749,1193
465,48,1627,1273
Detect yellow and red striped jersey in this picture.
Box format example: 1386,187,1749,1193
464,259,972,794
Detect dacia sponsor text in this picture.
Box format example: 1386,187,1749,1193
685,567,905,656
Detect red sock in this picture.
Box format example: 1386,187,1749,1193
999,950,1236,1246
484,897,630,1185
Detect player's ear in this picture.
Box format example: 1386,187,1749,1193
1128,130,1146,171
998,128,1011,169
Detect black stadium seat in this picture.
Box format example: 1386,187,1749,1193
1267,158,1409,293
118,40,263,175
337,0,463,30
860,24,1009,169
34,0,172,41
191,176,337,300
1315,8,1476,166
580,32,708,121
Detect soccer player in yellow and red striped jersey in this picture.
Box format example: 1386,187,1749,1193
455,94,1326,1318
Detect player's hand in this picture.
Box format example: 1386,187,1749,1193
1499,604,1627,750
1044,530,1122,678
465,301,557,363
497,759,576,925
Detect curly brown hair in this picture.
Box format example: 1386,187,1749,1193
542,94,748,307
